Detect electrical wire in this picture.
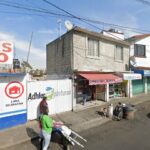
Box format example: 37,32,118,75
0,0,149,35
136,0,150,5
41,0,125,40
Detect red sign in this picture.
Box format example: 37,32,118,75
0,41,13,64
5,81,24,99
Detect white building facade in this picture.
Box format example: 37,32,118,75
127,34,150,97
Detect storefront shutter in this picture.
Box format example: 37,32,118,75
147,77,150,91
132,79,144,95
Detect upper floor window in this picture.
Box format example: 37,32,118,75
115,45,123,61
134,44,146,57
87,38,99,57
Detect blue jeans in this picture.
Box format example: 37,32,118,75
42,130,51,150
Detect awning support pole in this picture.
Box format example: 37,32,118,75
105,83,109,102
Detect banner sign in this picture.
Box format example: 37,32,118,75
0,41,13,64
123,73,142,80
0,76,26,119
27,80,72,120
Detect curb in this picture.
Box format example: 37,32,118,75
0,136,38,150
1,98,150,149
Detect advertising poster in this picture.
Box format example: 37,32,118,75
27,80,72,120
0,75,27,129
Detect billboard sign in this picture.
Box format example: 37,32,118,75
0,41,13,64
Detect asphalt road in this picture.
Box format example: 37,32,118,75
72,101,150,150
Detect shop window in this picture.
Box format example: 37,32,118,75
109,83,125,98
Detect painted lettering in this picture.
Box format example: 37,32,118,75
0,53,8,62
2,42,12,52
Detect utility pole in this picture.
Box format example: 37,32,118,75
27,32,33,63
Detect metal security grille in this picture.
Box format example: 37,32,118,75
132,79,144,95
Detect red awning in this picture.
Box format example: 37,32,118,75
79,73,123,85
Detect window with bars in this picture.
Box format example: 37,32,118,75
115,45,123,61
87,38,100,57
134,44,146,57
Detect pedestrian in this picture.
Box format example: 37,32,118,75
41,107,54,150
40,96,48,114
38,96,49,146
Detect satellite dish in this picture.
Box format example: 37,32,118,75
65,20,73,31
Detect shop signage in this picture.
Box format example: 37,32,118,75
123,73,142,80
89,79,122,85
5,81,24,99
0,41,13,64
0,77,26,119
28,86,71,101
144,70,150,76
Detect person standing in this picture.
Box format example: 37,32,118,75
38,96,49,148
40,96,48,114
41,107,54,150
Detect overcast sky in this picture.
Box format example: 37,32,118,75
0,0,149,69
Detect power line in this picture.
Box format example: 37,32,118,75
0,1,68,16
41,0,125,40
81,17,150,33
136,0,150,5
41,0,150,34
41,0,150,37
41,0,104,31
0,1,149,35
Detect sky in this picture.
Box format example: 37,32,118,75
0,0,150,69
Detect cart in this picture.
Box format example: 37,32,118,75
54,124,87,149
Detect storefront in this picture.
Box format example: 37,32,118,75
132,79,144,95
109,82,126,99
115,72,142,97
76,72,123,103
132,69,150,95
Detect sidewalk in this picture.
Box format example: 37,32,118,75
0,93,150,150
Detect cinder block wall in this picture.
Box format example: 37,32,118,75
47,32,73,75
47,31,129,75
73,32,129,72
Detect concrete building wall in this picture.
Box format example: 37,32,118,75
47,32,73,75
73,32,129,72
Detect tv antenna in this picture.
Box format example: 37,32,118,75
65,20,73,31
57,19,62,39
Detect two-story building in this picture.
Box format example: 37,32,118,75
127,34,150,97
46,26,140,106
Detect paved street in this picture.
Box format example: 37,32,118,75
72,100,150,150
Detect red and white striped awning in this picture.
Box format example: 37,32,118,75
79,73,123,85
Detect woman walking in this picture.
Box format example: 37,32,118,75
41,107,54,150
